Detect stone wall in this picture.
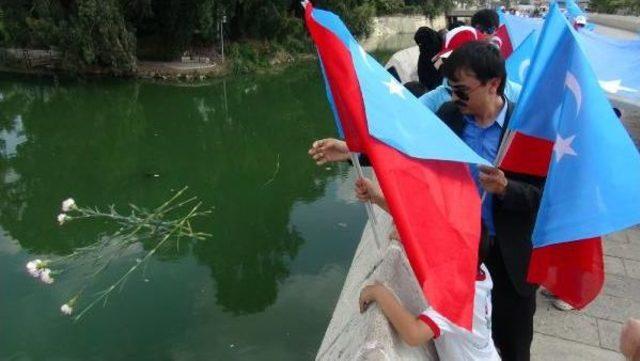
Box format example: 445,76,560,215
589,13,640,33
316,207,439,360
362,14,447,51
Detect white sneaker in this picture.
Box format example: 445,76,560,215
552,299,575,311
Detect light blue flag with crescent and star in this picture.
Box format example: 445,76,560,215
506,30,539,86
509,3,640,246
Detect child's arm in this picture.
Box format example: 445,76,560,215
355,177,389,212
359,283,435,347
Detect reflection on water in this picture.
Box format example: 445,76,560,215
0,115,26,157
0,65,367,360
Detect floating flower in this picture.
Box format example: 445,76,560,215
61,198,77,212
57,213,69,225
60,303,73,315
40,268,54,284
60,295,79,316
26,259,44,278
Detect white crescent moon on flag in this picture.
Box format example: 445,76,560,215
518,59,530,83
565,72,582,117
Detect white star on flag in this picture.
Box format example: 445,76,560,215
383,79,405,99
358,46,372,70
554,134,578,162
598,79,638,94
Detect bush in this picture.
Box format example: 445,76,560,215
319,0,376,38
0,0,136,74
0,8,7,44
0,0,449,75
58,0,136,74
372,0,405,15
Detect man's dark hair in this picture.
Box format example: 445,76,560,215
471,9,500,34
448,20,466,31
443,41,506,96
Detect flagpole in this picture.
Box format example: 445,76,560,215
350,153,383,250
481,128,513,205
480,129,511,204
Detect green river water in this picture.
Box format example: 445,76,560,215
0,62,378,360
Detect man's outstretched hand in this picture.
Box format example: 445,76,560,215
308,138,350,165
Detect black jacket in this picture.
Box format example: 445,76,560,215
436,101,544,297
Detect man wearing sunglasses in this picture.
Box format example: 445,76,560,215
308,39,543,361
436,41,544,361
418,25,522,113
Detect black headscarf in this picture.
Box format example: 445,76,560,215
414,27,444,91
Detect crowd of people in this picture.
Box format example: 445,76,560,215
307,7,640,361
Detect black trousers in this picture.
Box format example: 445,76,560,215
486,241,537,361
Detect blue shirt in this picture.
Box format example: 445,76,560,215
462,100,508,236
419,79,522,113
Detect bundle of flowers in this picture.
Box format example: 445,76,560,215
24,187,212,322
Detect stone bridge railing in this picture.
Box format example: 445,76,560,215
316,206,439,361
589,13,640,33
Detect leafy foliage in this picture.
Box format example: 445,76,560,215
0,0,457,73
590,0,640,14
0,8,7,44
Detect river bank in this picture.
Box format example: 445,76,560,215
0,45,314,81
0,13,443,82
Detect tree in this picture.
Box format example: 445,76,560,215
590,0,640,14
58,0,137,73
0,0,461,73
0,8,7,44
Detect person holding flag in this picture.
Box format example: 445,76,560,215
304,0,489,337
309,38,543,360
417,23,522,113
435,40,544,361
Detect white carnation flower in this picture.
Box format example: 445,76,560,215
61,198,77,212
60,303,73,315
40,268,54,284
57,213,69,225
26,259,44,278
28,268,41,277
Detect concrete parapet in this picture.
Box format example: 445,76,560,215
371,15,447,36
316,206,439,361
590,13,640,33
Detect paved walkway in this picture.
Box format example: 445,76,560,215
532,227,640,361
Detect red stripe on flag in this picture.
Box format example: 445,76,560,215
369,140,481,330
527,237,604,309
305,6,365,153
498,131,553,177
495,25,514,59
305,4,481,330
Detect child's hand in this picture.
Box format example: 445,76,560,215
359,283,385,313
355,177,383,205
